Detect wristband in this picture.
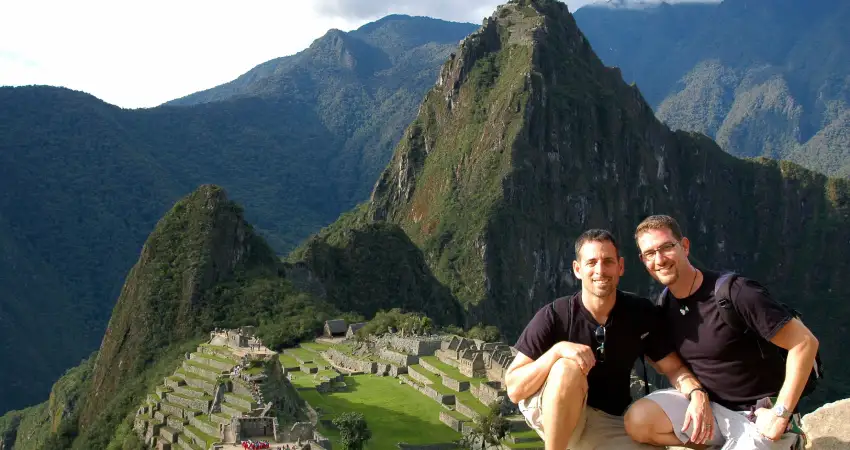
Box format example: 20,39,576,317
687,387,707,401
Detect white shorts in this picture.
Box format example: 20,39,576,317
518,382,655,450
645,389,802,450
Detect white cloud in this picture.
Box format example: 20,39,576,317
1,0,706,108
0,0,364,108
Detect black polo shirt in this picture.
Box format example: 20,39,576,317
514,290,673,416
659,270,792,411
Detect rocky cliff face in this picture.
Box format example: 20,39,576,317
368,0,850,409
79,185,276,428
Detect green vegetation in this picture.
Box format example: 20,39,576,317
291,221,465,327
332,412,372,450
460,402,509,450
298,375,461,448
465,324,501,342
356,309,434,338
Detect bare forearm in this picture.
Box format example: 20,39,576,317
665,363,701,395
776,335,819,411
506,349,562,403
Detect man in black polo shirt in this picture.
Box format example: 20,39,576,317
627,215,820,449
505,229,716,450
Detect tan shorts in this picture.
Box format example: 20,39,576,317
518,382,655,450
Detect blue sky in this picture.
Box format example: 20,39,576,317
0,0,715,109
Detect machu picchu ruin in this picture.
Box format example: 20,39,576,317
133,326,332,450
131,320,543,450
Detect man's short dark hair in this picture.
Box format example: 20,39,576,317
575,229,619,260
634,215,684,242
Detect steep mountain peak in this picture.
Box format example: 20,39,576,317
365,1,850,416
79,184,275,427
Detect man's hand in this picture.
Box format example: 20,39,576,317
682,390,714,444
753,408,789,441
554,341,595,374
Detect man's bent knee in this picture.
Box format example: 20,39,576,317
547,358,588,394
624,398,670,443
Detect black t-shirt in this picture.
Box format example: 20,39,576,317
659,271,792,411
514,290,673,416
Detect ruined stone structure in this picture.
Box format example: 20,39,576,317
323,319,347,337
345,322,366,338
134,329,328,450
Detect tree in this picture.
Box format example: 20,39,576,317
466,324,501,342
332,412,372,450
462,401,509,449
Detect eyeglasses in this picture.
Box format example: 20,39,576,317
639,241,679,261
594,325,606,363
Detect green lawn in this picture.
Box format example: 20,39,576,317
285,348,316,363
278,354,300,369
301,341,333,352
298,375,461,449
289,372,318,389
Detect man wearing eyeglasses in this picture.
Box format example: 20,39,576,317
626,215,820,449
505,229,714,450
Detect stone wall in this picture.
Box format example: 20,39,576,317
182,374,216,393
387,336,444,356
235,417,275,439
380,349,419,366
191,354,233,372
418,359,446,377
455,399,481,420
439,411,467,432
435,351,461,368
472,381,504,407
407,367,433,386
324,349,376,374
166,415,185,432
183,360,222,380
232,380,253,398
400,376,455,405
164,392,210,412
441,375,470,392
189,415,219,437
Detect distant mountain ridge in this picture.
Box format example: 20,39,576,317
0,14,476,415
574,0,850,176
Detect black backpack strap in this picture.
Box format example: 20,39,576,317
714,272,749,334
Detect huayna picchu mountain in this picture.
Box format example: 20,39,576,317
310,0,849,410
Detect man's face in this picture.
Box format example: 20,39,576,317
636,227,690,286
572,240,624,298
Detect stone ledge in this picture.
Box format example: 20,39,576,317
188,415,219,437
441,375,470,392
439,411,469,432
191,354,234,372
159,426,179,443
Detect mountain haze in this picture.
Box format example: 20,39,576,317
574,0,850,176
0,15,475,414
